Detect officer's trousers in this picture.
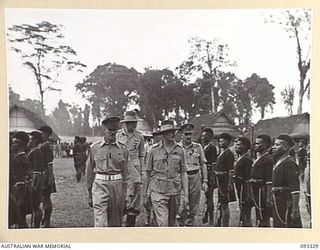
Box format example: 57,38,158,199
178,173,201,226
151,191,180,227
92,178,125,227
126,181,141,216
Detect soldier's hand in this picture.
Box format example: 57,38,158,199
184,196,190,214
227,183,233,192
202,182,208,192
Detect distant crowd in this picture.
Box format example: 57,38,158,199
8,110,311,229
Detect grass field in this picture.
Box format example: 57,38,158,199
49,158,311,228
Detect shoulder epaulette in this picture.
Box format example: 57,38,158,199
91,140,101,148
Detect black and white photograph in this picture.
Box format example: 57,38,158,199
5,7,312,232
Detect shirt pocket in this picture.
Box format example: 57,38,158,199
94,154,108,172
191,152,200,166
169,154,181,177
111,152,125,170
153,155,166,172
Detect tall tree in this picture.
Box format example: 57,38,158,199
266,9,311,114
69,104,83,135
7,21,86,115
281,85,295,116
82,104,91,135
177,36,236,113
245,73,275,119
52,99,73,135
76,63,140,123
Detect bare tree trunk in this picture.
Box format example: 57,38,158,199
211,84,215,114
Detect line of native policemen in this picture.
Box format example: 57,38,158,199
86,110,309,228
9,126,56,228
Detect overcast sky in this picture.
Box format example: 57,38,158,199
5,8,311,123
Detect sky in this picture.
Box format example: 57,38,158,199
5,8,312,124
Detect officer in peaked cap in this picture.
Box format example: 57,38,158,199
87,115,129,227
177,122,208,226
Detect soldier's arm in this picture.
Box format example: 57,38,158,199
138,135,145,177
265,157,274,205
86,148,95,194
180,149,189,198
199,145,208,183
227,151,235,188
144,149,153,197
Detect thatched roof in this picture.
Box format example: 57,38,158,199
249,113,309,141
191,111,241,141
9,105,60,141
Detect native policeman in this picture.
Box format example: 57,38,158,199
178,123,208,226
272,134,302,228
200,127,218,225
27,130,46,228
233,136,253,227
73,136,83,182
39,125,56,228
116,110,145,227
87,116,128,227
249,134,273,227
10,131,32,228
215,133,236,227
144,120,189,226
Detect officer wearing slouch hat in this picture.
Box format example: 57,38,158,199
38,125,56,228
87,116,128,227
116,110,145,227
177,122,207,226
144,120,189,226
271,134,302,228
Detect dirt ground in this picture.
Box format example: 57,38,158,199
48,158,311,228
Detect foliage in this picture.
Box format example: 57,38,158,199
281,85,295,116
76,63,140,124
265,9,311,114
7,21,86,114
177,36,236,113
244,73,275,119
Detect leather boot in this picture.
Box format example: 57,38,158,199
126,215,136,227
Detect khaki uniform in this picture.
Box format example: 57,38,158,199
87,140,128,227
146,142,187,226
178,142,206,226
116,129,145,216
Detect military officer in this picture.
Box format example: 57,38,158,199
177,123,208,226
272,134,302,228
116,110,145,227
249,134,273,227
200,127,217,225
233,136,253,227
27,130,45,228
10,131,32,228
214,133,236,227
144,120,189,226
87,116,128,227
